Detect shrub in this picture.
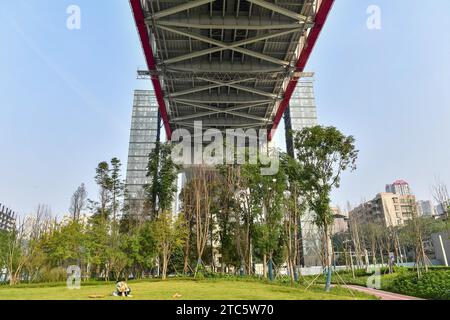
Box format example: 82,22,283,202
36,267,67,283
386,270,450,300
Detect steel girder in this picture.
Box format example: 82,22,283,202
269,0,335,140
130,0,334,139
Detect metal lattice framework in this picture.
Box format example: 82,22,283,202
130,0,334,140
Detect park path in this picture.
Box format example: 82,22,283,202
343,285,424,300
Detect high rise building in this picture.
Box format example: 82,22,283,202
125,90,160,212
284,74,320,267
417,200,436,217
331,207,349,235
386,180,412,196
0,204,16,232
435,200,450,217
284,73,318,157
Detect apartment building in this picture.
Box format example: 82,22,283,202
349,192,417,227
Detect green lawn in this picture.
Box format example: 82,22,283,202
0,279,376,300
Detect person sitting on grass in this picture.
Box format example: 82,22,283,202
113,281,132,297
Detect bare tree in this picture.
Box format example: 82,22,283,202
348,213,364,269
283,186,306,284
4,205,52,285
152,211,187,279
237,179,253,276
432,177,449,218
69,183,87,221
191,166,216,275
180,183,195,274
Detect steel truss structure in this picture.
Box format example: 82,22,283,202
130,0,334,140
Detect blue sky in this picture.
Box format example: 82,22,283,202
1,0,449,216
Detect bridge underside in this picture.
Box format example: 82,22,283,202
131,0,334,140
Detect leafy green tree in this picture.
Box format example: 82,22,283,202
145,142,180,219
120,221,157,279
92,161,112,219
293,126,358,291
242,161,286,280
281,153,307,284
85,215,110,280
152,212,187,279
110,158,124,222
41,220,86,269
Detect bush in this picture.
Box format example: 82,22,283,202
386,270,450,300
35,267,67,283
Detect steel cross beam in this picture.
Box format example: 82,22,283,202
170,78,255,98
171,102,270,121
269,0,335,140
197,77,279,99
172,100,271,122
175,121,267,129
173,97,272,104
150,0,215,20
156,18,309,30
158,25,300,66
246,0,311,22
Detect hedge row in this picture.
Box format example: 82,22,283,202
384,270,450,300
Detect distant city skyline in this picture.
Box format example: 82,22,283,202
1,0,449,217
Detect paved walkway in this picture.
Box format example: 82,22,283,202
343,285,424,300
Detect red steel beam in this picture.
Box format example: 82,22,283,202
268,0,335,141
130,0,172,140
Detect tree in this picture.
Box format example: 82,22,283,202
86,158,127,281
293,126,358,291
85,214,110,280
179,184,195,274
144,142,180,219
152,212,187,279
243,161,286,280
215,164,243,273
119,221,156,279
110,158,124,222
41,218,88,280
190,166,217,275
69,183,87,221
432,177,449,222
429,178,449,266
234,167,255,276
93,161,112,219
399,202,433,277
2,205,53,285
281,153,306,284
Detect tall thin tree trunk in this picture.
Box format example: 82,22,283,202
263,254,267,278
379,246,385,266
183,234,190,274
324,225,333,292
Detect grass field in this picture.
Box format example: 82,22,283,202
0,279,377,300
